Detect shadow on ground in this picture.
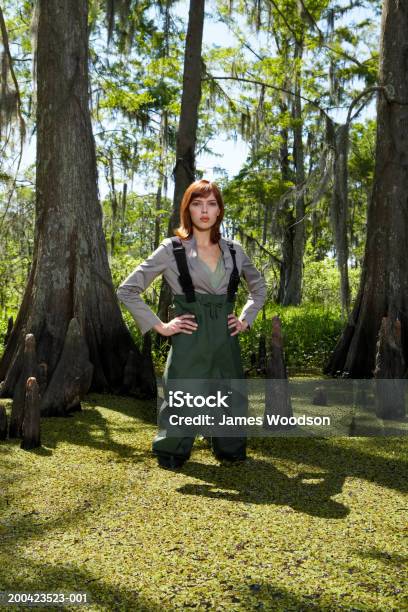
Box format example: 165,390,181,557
176,456,348,518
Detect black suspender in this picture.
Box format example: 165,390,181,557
226,242,241,303
171,237,196,302
170,236,240,303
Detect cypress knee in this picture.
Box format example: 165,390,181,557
21,377,41,450
263,315,293,429
10,334,39,438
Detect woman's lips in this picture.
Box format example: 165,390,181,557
200,217,209,221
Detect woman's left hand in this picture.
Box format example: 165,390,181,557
228,314,249,336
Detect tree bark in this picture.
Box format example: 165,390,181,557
276,100,293,304
0,405,7,440
119,181,127,244
262,196,268,245
282,38,306,306
0,0,154,412
108,150,118,256
327,118,351,316
4,316,13,346
168,0,205,232
325,0,408,378
374,316,406,419
154,110,168,250
157,0,205,340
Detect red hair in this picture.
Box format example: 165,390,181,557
174,179,224,243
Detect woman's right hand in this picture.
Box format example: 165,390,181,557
154,313,198,337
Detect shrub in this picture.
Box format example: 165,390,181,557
239,303,344,374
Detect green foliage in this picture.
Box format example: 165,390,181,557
348,119,376,265
102,190,171,258
302,254,361,306
234,253,363,375
0,182,35,354
100,87,155,114
273,303,344,372
238,301,343,374
349,119,376,184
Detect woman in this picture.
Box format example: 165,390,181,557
117,179,267,469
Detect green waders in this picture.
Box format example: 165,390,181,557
152,292,248,461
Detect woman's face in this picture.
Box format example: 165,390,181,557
188,192,220,231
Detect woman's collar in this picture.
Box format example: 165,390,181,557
183,234,231,266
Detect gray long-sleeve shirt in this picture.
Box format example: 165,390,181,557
116,234,267,335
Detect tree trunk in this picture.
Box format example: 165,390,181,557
4,316,13,346
262,196,268,245
325,0,408,378
154,109,168,250
168,0,205,232
374,316,406,419
157,0,205,340
108,150,118,256
282,38,306,306
327,118,351,316
278,216,295,304
0,405,7,440
119,181,127,243
0,0,154,412
276,100,292,304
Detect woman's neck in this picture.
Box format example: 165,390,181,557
191,228,216,247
